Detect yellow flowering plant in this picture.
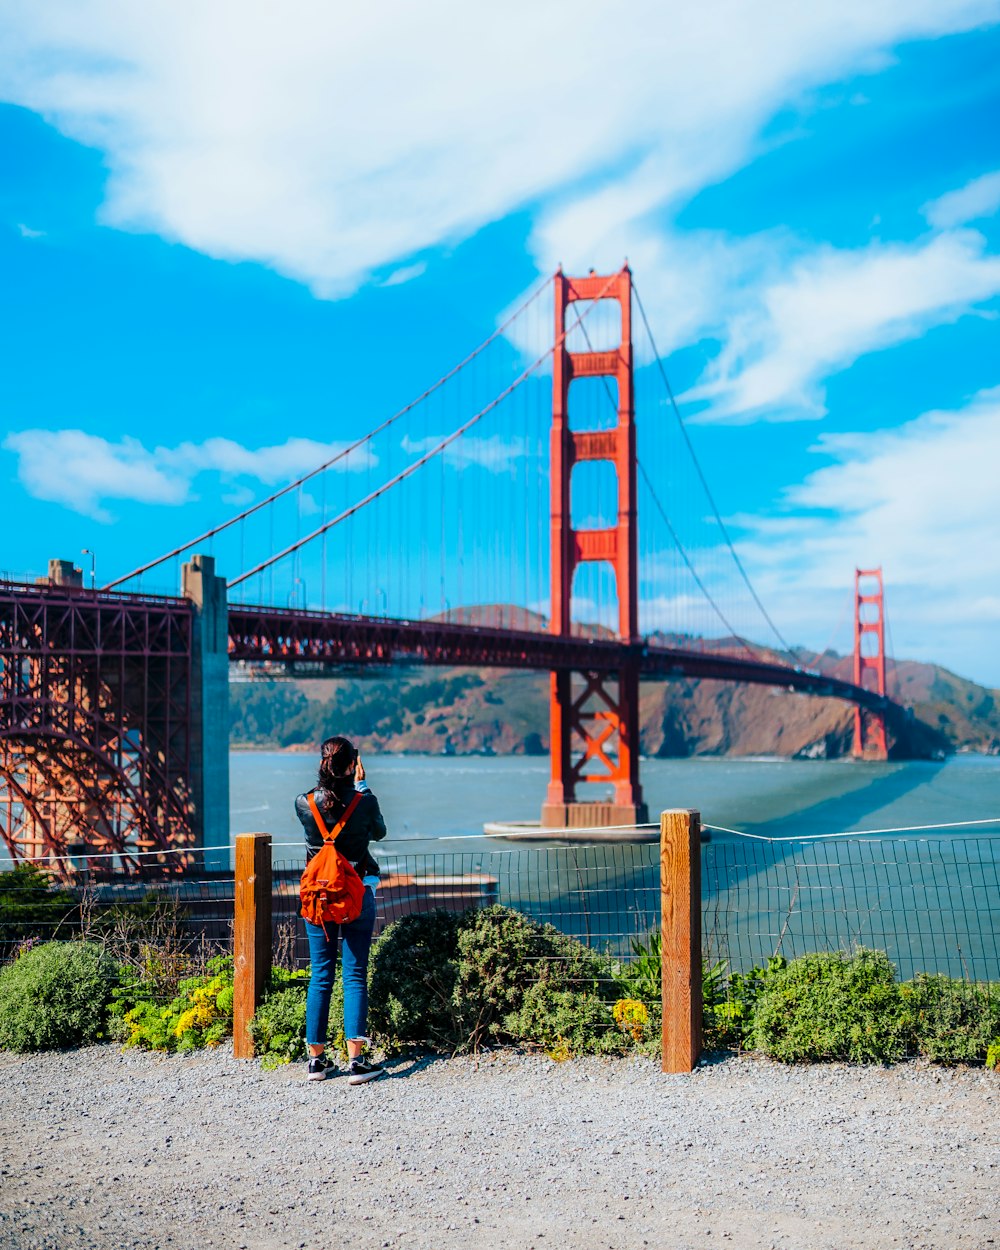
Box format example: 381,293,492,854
613,997,650,1042
115,956,235,1053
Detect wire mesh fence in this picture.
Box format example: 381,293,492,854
3,829,998,997
702,834,1000,984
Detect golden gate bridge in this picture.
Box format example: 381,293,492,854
0,267,898,874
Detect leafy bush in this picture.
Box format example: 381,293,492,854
455,906,620,1053
614,928,661,1004
369,905,622,1056
613,929,765,1052
747,948,909,1063
250,988,307,1069
369,910,462,1049
901,975,1000,1063
506,983,623,1055
987,1039,1000,1070
247,966,313,1069
704,956,786,1050
0,941,119,1051
115,955,234,1052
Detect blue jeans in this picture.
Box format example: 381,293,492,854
304,887,376,1046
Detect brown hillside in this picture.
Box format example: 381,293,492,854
231,640,1000,758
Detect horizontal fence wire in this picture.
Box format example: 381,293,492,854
4,831,998,1003
703,834,1000,984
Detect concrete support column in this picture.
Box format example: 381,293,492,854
182,555,230,871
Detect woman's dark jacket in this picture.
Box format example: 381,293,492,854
294,783,387,878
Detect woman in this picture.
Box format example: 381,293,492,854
295,735,387,1084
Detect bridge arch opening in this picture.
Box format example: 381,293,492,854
569,560,620,638
568,375,619,431
570,460,620,530
563,299,622,355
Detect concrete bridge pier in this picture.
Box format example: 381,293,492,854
182,555,230,871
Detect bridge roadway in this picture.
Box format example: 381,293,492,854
228,602,894,715
0,580,892,716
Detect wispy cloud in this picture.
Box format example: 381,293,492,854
401,433,528,472
381,262,427,288
16,222,45,238
731,386,1000,681
3,429,374,521
0,1,993,297
680,229,1000,422
924,170,1000,229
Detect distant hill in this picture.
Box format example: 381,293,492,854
229,619,1000,759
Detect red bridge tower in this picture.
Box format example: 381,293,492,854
852,567,889,761
542,267,649,830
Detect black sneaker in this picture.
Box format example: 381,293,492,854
347,1056,385,1085
307,1055,336,1082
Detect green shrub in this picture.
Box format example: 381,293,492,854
987,1039,1000,1070
247,966,312,1069
0,941,119,1051
504,983,624,1055
613,929,769,1052
747,948,908,1063
453,906,619,1054
115,954,234,1052
901,975,1000,1063
369,904,621,1056
613,928,662,1004
704,956,786,1050
368,909,462,1049
250,987,307,1069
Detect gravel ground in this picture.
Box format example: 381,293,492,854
0,1046,997,1250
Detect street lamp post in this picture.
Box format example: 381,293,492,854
81,548,96,590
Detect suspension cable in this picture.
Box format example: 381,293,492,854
635,460,758,658
571,310,758,657
102,273,554,591
632,280,793,656
229,270,624,589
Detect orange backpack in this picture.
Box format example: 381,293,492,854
299,791,366,932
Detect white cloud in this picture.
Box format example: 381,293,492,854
3,428,373,521
381,262,427,288
924,170,1000,229
680,228,1000,421
401,433,528,472
16,222,45,238
0,0,994,298
730,387,1000,683
172,436,374,483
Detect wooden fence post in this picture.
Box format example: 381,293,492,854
233,832,272,1059
661,809,702,1073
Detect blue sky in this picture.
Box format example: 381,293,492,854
1,2,999,685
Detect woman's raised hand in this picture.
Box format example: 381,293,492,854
354,754,366,782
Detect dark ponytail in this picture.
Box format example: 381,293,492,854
317,735,357,801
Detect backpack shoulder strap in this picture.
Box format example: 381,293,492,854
307,791,363,844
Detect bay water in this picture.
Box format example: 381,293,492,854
231,751,1000,848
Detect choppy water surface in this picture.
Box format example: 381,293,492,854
230,751,1000,848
